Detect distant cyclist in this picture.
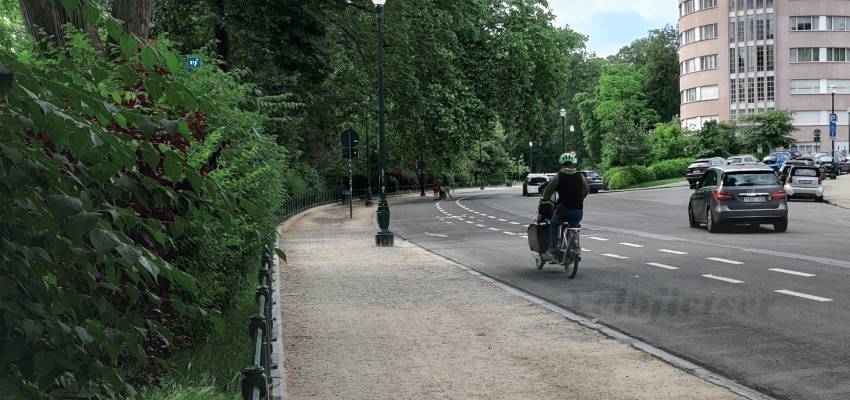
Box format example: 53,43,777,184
540,153,588,258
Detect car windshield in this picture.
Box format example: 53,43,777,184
729,158,741,163
529,178,547,184
585,172,599,178
689,161,709,168
722,172,778,187
820,157,834,162
793,169,818,177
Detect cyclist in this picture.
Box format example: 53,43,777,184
540,152,588,258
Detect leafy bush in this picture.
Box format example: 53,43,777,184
0,17,288,400
605,166,657,190
648,158,693,180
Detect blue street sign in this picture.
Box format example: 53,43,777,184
185,57,202,69
830,113,837,138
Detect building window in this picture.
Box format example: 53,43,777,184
681,85,718,104
738,16,745,40
699,24,718,40
827,16,850,31
737,47,746,72
767,44,774,71
767,13,774,39
756,14,765,40
791,80,820,94
757,77,765,101
738,78,746,102
730,79,737,103
747,78,755,101
701,54,717,70
680,0,695,17
826,48,850,62
790,16,819,31
700,0,717,9
790,47,820,63
767,76,775,101
827,80,850,94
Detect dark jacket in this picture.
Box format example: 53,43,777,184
541,168,589,209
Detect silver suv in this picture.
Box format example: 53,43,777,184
688,165,788,233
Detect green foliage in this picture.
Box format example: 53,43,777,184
614,26,680,121
1,13,289,400
649,121,688,161
741,110,797,154
691,121,740,158
648,158,693,180
604,166,657,190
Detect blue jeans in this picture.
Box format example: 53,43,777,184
548,206,583,251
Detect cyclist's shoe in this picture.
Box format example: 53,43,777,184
545,247,559,258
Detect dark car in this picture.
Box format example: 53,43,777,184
688,164,788,233
582,170,606,193
778,159,812,184
823,152,850,174
814,155,838,179
686,157,726,188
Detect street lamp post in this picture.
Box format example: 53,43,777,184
373,0,393,247
559,107,566,154
528,141,533,173
831,85,837,177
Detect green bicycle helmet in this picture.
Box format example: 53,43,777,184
559,152,577,165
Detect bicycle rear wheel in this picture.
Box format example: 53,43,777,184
562,231,579,279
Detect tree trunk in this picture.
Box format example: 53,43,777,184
208,0,231,70
19,0,100,51
111,0,153,40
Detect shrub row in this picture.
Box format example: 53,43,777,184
603,157,693,190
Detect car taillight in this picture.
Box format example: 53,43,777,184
711,191,734,201
770,189,786,200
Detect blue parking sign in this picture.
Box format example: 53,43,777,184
185,56,202,69
830,113,837,138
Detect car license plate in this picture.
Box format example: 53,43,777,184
799,180,812,184
741,196,766,203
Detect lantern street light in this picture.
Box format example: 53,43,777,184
559,107,567,153
373,0,393,247
528,141,533,173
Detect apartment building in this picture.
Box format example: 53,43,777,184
678,0,850,153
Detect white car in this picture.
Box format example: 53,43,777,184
783,166,824,202
523,173,550,196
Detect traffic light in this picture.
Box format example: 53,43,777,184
341,129,359,159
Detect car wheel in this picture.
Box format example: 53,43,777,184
816,196,824,203
688,204,699,228
590,189,598,194
774,220,788,233
706,208,721,233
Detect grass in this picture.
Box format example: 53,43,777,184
134,268,258,400
622,177,687,190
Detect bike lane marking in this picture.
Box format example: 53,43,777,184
768,268,815,278
601,253,629,259
646,262,679,270
707,257,743,265
774,290,832,302
619,242,644,248
701,274,744,284
658,249,688,255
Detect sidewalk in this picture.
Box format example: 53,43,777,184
824,174,850,208
278,205,745,400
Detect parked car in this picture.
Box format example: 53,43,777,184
784,166,824,202
727,155,759,165
688,164,788,233
814,155,838,179
789,150,803,160
686,157,727,188
523,173,550,196
778,159,812,184
582,170,606,193
762,152,792,171
817,152,850,174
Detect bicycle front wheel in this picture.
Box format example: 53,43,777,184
562,232,579,279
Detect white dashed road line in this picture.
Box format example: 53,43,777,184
706,257,743,265
488,227,499,231
602,253,629,259
510,222,521,225
701,274,744,284
647,262,679,270
503,231,516,235
587,237,609,241
581,248,592,252
774,290,832,302
476,224,486,228
658,249,688,255
424,232,448,238
498,218,507,222
619,242,644,248
465,221,474,224
768,268,815,277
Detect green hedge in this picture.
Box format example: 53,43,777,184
648,157,693,180
605,166,657,190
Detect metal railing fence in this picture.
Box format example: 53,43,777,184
241,246,276,400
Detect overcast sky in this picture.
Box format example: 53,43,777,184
547,0,678,56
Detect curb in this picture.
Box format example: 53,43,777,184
598,182,689,194
400,237,777,400
823,199,850,210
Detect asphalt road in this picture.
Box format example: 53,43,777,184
392,186,850,400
